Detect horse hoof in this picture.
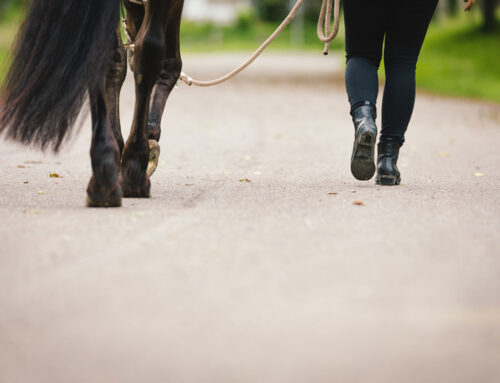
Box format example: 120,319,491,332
86,192,122,208
147,139,160,178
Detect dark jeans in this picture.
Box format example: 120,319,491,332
344,0,438,144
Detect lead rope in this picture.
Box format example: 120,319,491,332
177,0,340,87
122,0,339,87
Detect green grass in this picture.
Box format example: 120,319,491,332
179,19,345,53
0,17,19,80
417,16,500,102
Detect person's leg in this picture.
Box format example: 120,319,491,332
344,0,388,111
381,0,438,144
343,0,389,180
375,0,438,185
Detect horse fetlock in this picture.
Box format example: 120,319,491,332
121,151,151,198
147,121,161,141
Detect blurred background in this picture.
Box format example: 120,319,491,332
0,0,498,100
0,0,499,101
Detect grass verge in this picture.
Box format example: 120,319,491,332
417,16,500,102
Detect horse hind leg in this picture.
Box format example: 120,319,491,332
121,1,165,198
86,27,126,208
86,82,122,208
107,26,127,154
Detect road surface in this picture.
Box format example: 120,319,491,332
1,53,499,382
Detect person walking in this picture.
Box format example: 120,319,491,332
345,0,477,185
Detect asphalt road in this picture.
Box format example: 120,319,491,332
1,53,499,382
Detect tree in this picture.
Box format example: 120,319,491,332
481,0,498,31
446,0,458,16
251,0,288,22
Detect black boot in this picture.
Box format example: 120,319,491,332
350,102,378,181
376,141,401,185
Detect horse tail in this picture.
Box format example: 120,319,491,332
0,0,121,151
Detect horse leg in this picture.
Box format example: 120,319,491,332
121,0,165,197
106,26,127,155
147,5,183,142
86,31,123,207
145,4,183,177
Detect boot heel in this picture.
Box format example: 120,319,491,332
376,175,400,186
351,130,376,180
359,131,375,146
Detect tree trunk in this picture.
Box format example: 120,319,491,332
482,0,498,32
447,0,458,15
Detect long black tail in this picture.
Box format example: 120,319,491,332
0,0,120,151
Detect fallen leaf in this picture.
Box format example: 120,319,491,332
25,209,42,215
239,178,252,183
328,192,338,195
17,165,27,168
37,190,46,195
25,160,42,164
353,200,364,206
23,181,29,184
50,173,62,178
474,172,485,177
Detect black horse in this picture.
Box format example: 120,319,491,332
0,0,183,207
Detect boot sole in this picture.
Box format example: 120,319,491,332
351,130,376,181
375,175,401,186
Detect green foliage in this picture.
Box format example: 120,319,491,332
417,16,500,102
251,0,288,22
0,17,17,79
234,10,257,33
0,0,24,21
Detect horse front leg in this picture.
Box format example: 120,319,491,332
121,1,165,198
146,4,183,177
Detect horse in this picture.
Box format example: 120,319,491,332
0,0,183,207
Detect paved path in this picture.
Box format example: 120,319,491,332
1,53,499,382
